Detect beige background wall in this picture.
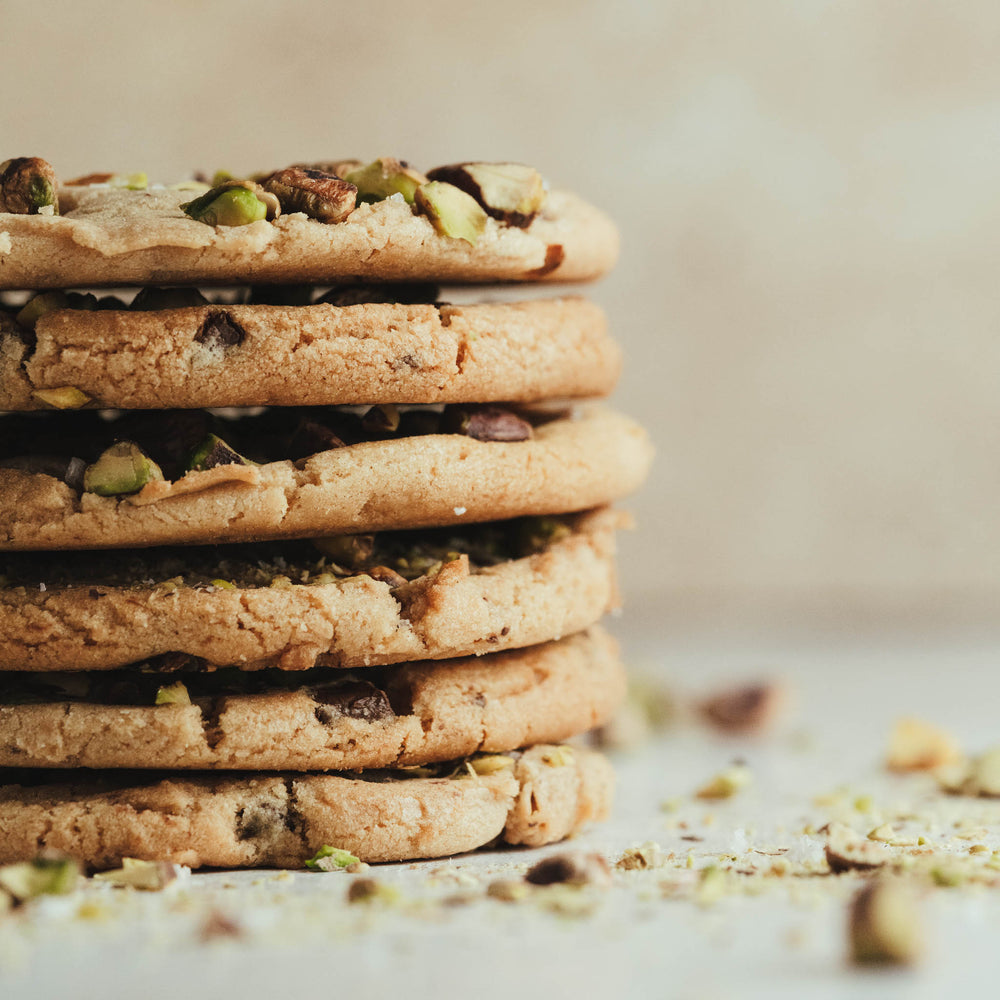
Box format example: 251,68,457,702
4,1,1000,630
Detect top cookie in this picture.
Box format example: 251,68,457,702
0,157,619,289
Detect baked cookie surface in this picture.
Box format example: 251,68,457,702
0,185,617,290
0,744,614,866
0,509,623,671
1,297,618,410
0,407,652,550
0,629,623,770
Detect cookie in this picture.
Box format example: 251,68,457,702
0,509,624,672
1,297,619,411
0,628,623,770
0,406,652,550
0,744,614,867
0,180,617,290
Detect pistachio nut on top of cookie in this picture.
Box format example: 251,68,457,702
0,155,618,288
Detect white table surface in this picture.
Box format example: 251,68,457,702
3,625,1000,1000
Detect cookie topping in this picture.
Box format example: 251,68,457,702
444,405,533,442
0,157,59,215
344,158,428,205
181,180,279,227
313,680,395,725
263,167,357,223
414,181,489,246
304,845,361,871
426,162,546,227
82,441,164,497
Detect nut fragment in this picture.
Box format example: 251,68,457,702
93,858,184,891
426,162,545,226
616,842,665,871
0,852,80,902
886,717,963,773
155,681,191,706
943,746,1000,797
263,167,357,223
414,181,489,245
824,822,890,873
346,878,400,904
83,441,164,497
849,880,922,966
695,763,753,800
345,158,428,205
181,180,279,226
0,157,59,214
31,386,91,410
700,682,786,735
304,845,361,872
445,406,533,442
525,851,611,888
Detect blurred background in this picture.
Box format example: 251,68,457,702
4,0,1000,636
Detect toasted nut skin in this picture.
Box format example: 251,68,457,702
263,167,357,223
0,157,59,214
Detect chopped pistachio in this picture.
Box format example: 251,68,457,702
540,746,575,767
31,386,91,410
93,858,184,891
186,434,251,473
616,842,665,871
0,853,80,902
886,717,963,773
696,865,728,906
345,158,427,205
82,441,164,497
305,845,361,872
695,763,752,800
346,878,399,904
16,290,71,328
109,172,148,191
181,180,278,226
414,181,488,245
211,579,236,590
263,167,357,223
155,681,191,706
0,157,59,214
425,162,545,226
825,822,890,873
849,880,922,966
467,754,516,777
487,879,532,903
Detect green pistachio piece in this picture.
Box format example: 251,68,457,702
211,578,236,590
17,291,97,329
83,441,164,497
109,172,148,191
0,157,59,214
181,179,278,227
93,858,183,891
186,434,251,473
155,681,191,706
414,181,488,246
31,386,91,410
0,853,80,902
305,845,361,872
312,534,375,569
426,162,546,226
345,158,428,205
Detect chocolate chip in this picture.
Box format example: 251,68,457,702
236,802,285,840
195,311,245,350
288,418,346,461
366,565,408,589
313,680,395,725
316,283,439,307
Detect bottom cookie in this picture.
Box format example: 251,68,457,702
0,745,613,868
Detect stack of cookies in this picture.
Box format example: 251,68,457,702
0,156,652,869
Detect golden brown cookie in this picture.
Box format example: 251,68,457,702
1,297,619,411
0,629,623,770
0,184,617,290
0,744,614,867
0,407,652,550
0,509,624,672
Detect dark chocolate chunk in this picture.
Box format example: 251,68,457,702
312,680,395,725
444,406,532,442
194,311,245,350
